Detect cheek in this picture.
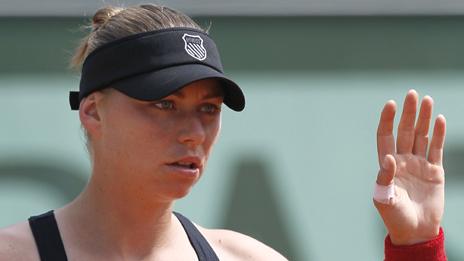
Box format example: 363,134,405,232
203,117,221,153
127,115,177,153
101,109,175,159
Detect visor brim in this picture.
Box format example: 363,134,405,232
111,64,245,111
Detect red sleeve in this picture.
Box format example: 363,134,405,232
384,227,446,261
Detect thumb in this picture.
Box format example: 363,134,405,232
376,154,396,186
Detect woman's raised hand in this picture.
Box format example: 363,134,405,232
374,90,446,245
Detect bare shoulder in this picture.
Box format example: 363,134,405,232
0,221,39,261
198,226,288,261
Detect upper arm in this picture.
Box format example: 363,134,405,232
202,228,288,261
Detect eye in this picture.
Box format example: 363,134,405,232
153,100,175,110
200,103,221,114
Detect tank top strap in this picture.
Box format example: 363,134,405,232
173,212,220,261
28,210,219,261
28,210,68,261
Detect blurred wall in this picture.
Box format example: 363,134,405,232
0,16,463,260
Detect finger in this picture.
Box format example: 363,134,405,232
377,100,396,167
376,154,396,186
397,90,419,154
412,96,433,157
428,115,446,165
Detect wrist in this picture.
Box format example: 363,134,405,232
385,228,446,261
389,227,441,246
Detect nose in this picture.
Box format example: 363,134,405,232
177,115,206,147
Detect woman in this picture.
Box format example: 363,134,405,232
0,4,446,260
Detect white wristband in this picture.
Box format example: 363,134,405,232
373,183,395,204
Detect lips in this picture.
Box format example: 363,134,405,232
166,156,202,174
170,161,197,169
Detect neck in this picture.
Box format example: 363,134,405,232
58,164,177,259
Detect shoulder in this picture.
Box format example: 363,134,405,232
199,227,288,261
0,221,40,261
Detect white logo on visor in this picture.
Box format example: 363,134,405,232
182,34,207,61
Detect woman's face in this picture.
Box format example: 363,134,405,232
93,79,223,201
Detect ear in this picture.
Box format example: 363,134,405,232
79,92,103,140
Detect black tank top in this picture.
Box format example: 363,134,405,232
28,211,220,261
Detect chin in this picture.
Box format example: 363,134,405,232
157,189,192,203
160,182,197,201
151,167,201,201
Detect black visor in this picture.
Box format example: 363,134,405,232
69,27,245,111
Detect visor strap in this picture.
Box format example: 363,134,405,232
69,91,80,110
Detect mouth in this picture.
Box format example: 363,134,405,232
168,161,199,170
166,157,202,172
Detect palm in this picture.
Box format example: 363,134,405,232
392,154,444,234
374,90,446,245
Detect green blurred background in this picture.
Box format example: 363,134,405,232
1,13,463,261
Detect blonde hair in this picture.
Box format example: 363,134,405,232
72,4,205,154
71,4,204,69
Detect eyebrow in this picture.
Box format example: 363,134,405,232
202,92,224,99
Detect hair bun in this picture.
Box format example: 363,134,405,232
71,4,203,70
92,6,123,31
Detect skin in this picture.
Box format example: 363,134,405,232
374,89,446,245
0,79,287,261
